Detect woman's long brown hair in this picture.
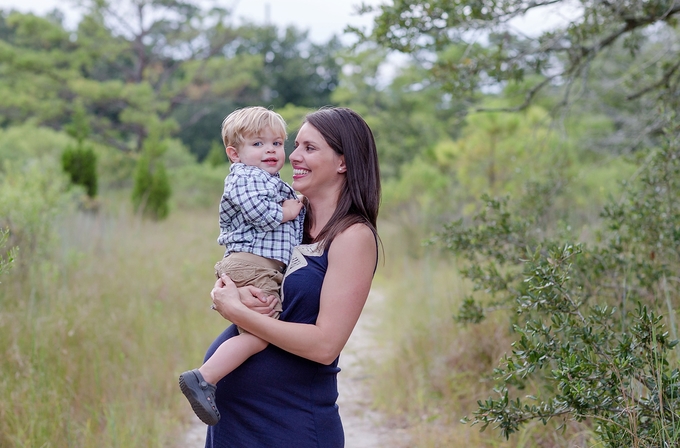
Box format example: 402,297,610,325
301,107,381,249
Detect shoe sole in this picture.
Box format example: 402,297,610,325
179,371,220,426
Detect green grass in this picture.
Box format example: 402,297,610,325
0,198,228,447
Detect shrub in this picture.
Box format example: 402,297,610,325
439,115,680,447
0,159,75,267
131,127,172,220
62,103,98,198
62,146,98,198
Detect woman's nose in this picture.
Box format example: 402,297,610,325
289,147,300,163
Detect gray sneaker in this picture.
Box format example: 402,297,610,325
178,369,220,426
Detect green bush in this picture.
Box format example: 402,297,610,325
61,103,98,198
62,145,98,197
0,158,75,267
131,127,172,220
439,116,680,447
0,124,70,164
132,153,171,220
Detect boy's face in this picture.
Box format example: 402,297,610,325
228,127,286,175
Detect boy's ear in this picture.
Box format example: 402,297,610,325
225,146,240,163
337,155,346,174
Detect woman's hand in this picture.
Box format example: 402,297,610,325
211,274,279,321
210,274,243,321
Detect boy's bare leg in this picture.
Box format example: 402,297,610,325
198,332,268,385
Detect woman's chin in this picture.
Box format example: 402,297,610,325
292,179,307,192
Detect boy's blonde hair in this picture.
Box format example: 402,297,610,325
221,106,287,150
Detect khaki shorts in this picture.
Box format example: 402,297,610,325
214,252,285,334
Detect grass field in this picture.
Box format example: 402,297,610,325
0,198,228,447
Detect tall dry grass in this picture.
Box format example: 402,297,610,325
0,198,229,447
371,221,597,447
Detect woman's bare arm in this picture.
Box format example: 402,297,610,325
211,223,376,364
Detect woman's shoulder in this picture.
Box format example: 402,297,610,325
327,223,378,274
337,222,375,238
329,223,376,255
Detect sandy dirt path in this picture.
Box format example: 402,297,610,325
335,289,411,447
181,289,410,447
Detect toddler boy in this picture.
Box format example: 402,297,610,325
178,106,304,426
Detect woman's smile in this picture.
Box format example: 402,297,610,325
292,167,310,179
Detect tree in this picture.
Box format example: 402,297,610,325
174,23,344,161
0,3,264,153
0,3,350,163
230,24,343,108
0,10,80,128
360,1,680,113
74,0,255,152
332,45,465,177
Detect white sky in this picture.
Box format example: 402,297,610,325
0,0,579,42
0,0,381,43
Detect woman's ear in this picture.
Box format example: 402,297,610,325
337,156,346,173
226,146,240,163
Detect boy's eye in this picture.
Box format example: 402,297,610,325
253,142,262,146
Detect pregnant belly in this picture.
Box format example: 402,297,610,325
213,342,342,446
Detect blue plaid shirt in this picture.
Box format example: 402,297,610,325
217,163,304,265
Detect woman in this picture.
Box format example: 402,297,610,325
205,107,381,447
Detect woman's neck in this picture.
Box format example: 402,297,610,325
307,193,339,239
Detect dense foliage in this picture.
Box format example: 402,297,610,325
439,115,680,446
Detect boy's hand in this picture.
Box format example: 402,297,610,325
238,285,279,317
282,198,303,223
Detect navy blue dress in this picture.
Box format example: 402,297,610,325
204,243,344,448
